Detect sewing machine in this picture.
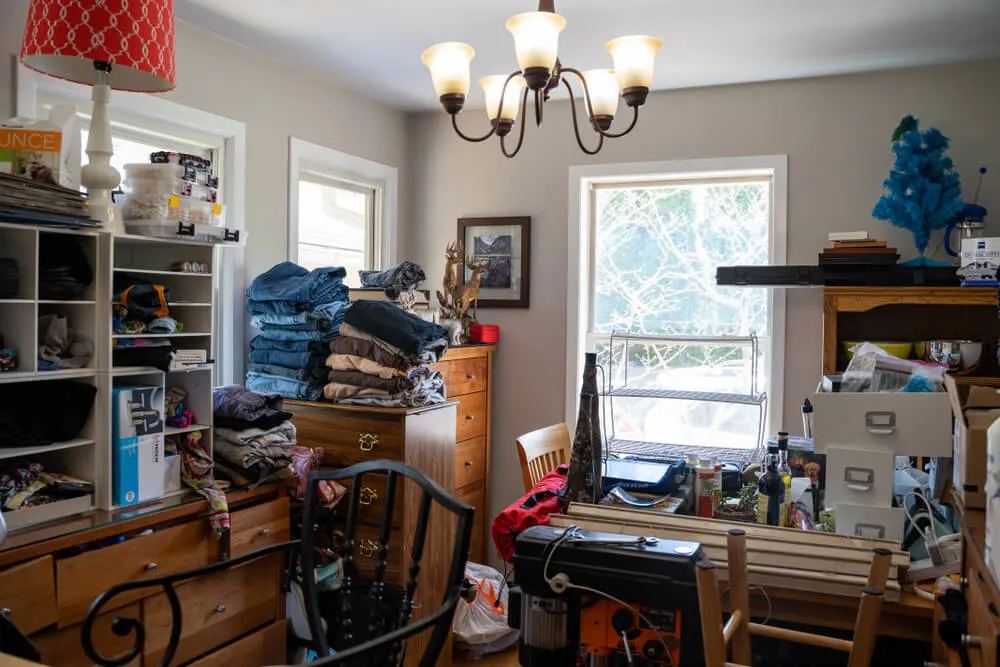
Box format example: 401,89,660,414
510,525,704,667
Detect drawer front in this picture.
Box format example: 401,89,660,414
825,445,895,508
811,390,951,456
456,392,487,442
455,437,487,489
230,497,291,558
313,416,405,468
143,554,280,666
0,555,57,635
447,357,488,396
56,519,216,626
187,620,287,667
339,473,402,529
834,502,904,542
968,564,999,667
33,603,142,667
351,525,404,584
458,482,486,563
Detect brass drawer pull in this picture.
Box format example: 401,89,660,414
144,562,158,573
359,433,379,452
358,539,379,559
465,460,475,467
466,415,475,421
466,374,476,381
359,487,379,506
260,528,272,537
214,604,226,614
1,608,10,618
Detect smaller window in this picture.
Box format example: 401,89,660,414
296,174,376,288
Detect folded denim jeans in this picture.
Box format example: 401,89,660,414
248,301,348,328
246,262,347,304
249,348,326,369
250,336,329,353
254,326,336,343
246,372,322,401
248,363,326,383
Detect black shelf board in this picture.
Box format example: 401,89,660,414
716,264,963,288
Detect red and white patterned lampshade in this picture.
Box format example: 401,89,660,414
20,0,175,92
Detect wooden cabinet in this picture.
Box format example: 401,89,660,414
0,485,290,667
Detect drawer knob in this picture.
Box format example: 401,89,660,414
466,415,475,421
0,608,9,619
260,528,272,538
465,460,474,467
214,604,227,614
466,374,476,381
359,487,379,506
144,562,158,573
358,433,379,452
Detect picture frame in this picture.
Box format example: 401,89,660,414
457,216,531,308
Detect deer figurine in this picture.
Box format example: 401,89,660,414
436,240,465,319
458,255,494,321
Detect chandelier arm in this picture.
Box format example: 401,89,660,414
450,71,522,143
501,88,531,158
561,66,640,139
562,78,604,155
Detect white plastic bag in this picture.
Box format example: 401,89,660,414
452,562,519,657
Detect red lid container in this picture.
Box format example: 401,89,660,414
469,324,499,344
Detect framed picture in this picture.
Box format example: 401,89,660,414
458,216,530,308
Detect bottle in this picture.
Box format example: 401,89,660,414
801,398,814,438
696,457,716,518
777,432,792,526
757,442,781,525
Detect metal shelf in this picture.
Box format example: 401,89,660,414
607,438,760,465
605,387,766,406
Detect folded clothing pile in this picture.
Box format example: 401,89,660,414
324,300,449,408
212,385,296,486
38,234,93,300
245,262,350,401
38,313,94,370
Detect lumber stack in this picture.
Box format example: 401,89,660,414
553,504,908,601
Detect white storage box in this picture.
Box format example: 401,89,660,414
3,493,93,532
825,445,896,508
112,385,165,506
124,176,217,203
836,502,905,542
124,219,241,245
812,382,952,456
120,193,214,225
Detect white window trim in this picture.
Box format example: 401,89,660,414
16,63,248,386
566,155,788,437
288,137,398,271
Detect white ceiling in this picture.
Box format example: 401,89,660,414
174,0,1000,111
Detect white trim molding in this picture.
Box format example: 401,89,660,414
566,155,789,436
288,137,398,269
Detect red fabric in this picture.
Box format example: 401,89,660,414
492,465,567,562
21,0,175,91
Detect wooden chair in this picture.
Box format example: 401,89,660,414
516,423,572,492
695,528,893,667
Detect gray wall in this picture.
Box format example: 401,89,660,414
406,61,1000,538
0,0,409,294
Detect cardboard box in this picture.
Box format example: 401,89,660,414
960,237,1000,286
112,386,166,506
945,374,1000,509
986,419,1000,584
0,106,80,189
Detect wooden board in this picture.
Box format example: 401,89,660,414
186,620,287,667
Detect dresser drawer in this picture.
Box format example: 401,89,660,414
339,473,402,529
0,555,57,635
230,497,291,558
456,392,487,442
967,562,1000,667
33,603,142,667
314,415,405,467
56,519,217,627
187,620,287,667
447,357,488,396
351,525,404,584
455,437,487,489
143,554,281,666
458,482,486,563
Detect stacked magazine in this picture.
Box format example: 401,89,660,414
0,172,98,228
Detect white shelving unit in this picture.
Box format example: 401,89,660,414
0,222,221,530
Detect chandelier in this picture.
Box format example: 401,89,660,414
421,0,661,158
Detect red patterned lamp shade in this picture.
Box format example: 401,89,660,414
20,0,175,92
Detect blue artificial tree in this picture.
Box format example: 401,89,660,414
873,115,964,266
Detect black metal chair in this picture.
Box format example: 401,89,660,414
81,459,475,667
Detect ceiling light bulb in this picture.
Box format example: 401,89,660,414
505,11,567,76
421,42,475,99
480,75,525,121
583,69,620,120
606,35,662,90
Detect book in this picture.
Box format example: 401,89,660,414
818,253,899,266
828,231,871,242
349,288,430,303
832,240,887,248
823,246,897,254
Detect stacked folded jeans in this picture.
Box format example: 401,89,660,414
324,301,450,408
244,262,350,401
212,385,296,486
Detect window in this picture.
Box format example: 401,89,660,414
570,157,787,460
295,173,376,288
79,127,214,186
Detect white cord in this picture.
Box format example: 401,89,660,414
543,525,676,666
720,584,773,626
911,582,937,602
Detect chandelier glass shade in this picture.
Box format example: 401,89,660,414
421,0,661,157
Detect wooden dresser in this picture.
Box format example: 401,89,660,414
0,484,290,667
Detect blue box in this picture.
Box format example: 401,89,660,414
112,386,165,506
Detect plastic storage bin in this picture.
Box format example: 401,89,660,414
120,194,214,225
124,176,217,203
124,219,242,244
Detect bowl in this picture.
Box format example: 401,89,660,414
922,340,983,374
843,341,913,361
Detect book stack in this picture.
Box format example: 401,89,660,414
820,232,899,266
169,349,208,371
0,171,99,228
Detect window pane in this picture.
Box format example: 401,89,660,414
81,130,212,183
297,180,371,287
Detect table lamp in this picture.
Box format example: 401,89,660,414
19,0,176,234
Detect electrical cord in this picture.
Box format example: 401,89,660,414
903,492,961,564
542,525,676,666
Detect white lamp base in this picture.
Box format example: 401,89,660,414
81,80,123,234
